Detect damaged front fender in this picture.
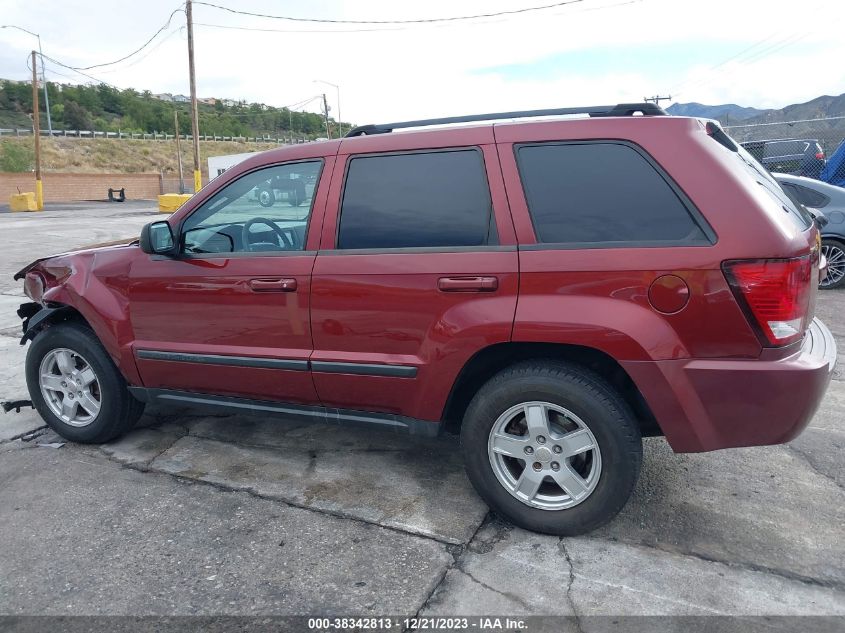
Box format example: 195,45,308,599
18,303,75,345
12,242,145,386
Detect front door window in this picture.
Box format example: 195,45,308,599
181,161,323,254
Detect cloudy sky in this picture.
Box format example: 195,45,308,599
1,0,843,124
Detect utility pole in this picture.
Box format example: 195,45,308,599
314,80,342,136
31,50,43,210
174,109,185,194
644,95,672,105
186,0,202,193
2,26,51,134
321,93,331,139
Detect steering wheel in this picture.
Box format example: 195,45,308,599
242,217,297,252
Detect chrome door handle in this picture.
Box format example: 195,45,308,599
249,278,297,292
438,276,498,292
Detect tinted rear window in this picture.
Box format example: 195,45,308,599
763,141,808,158
337,150,496,249
730,145,813,230
516,142,709,246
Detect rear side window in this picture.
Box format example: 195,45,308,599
337,149,497,249
516,142,710,246
763,141,807,158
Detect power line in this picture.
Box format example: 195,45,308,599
39,52,118,88
194,21,403,34
193,0,587,25
282,95,322,110
71,5,185,70
671,30,811,98
95,26,185,75
669,0,837,99
196,0,637,34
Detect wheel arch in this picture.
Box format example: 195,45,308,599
22,300,142,386
21,303,91,344
441,341,661,438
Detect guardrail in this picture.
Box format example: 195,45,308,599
0,128,310,143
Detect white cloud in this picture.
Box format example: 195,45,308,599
1,0,843,123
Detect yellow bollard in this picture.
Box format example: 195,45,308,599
158,193,193,213
35,179,43,210
193,169,202,193
10,192,38,212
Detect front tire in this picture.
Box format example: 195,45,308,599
25,322,144,443
461,361,642,535
257,187,275,208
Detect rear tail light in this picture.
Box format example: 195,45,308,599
723,255,814,346
815,151,825,160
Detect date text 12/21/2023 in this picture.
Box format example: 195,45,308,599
307,617,528,631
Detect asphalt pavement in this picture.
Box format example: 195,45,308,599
0,202,843,630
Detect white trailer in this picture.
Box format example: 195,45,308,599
207,152,259,180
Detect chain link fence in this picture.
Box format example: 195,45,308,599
724,116,845,184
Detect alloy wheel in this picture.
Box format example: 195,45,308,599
821,242,845,288
38,348,102,427
487,401,602,510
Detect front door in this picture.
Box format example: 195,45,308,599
129,158,332,403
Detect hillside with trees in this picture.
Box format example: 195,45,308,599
0,80,347,139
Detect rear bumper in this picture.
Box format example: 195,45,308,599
622,318,837,453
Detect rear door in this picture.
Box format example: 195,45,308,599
309,129,519,423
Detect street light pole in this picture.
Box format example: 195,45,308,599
321,93,330,139
31,50,43,210
314,79,342,136
2,25,51,135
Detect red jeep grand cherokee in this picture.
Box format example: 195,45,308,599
15,104,836,535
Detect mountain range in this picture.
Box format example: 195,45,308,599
667,92,845,126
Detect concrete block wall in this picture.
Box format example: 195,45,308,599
0,173,162,203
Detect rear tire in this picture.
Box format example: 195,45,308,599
25,322,144,443
461,360,642,535
821,239,845,289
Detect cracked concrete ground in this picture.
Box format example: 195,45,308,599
0,203,843,626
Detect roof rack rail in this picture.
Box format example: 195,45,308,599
345,102,666,137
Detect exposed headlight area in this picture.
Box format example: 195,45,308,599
23,271,46,304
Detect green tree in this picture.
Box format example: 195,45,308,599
63,100,93,130
50,102,65,124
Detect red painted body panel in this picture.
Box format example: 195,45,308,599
124,154,336,403
127,253,318,402
310,140,518,419
621,318,834,452
19,115,833,454
39,246,143,385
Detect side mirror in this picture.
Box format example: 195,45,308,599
813,211,829,230
139,221,177,255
